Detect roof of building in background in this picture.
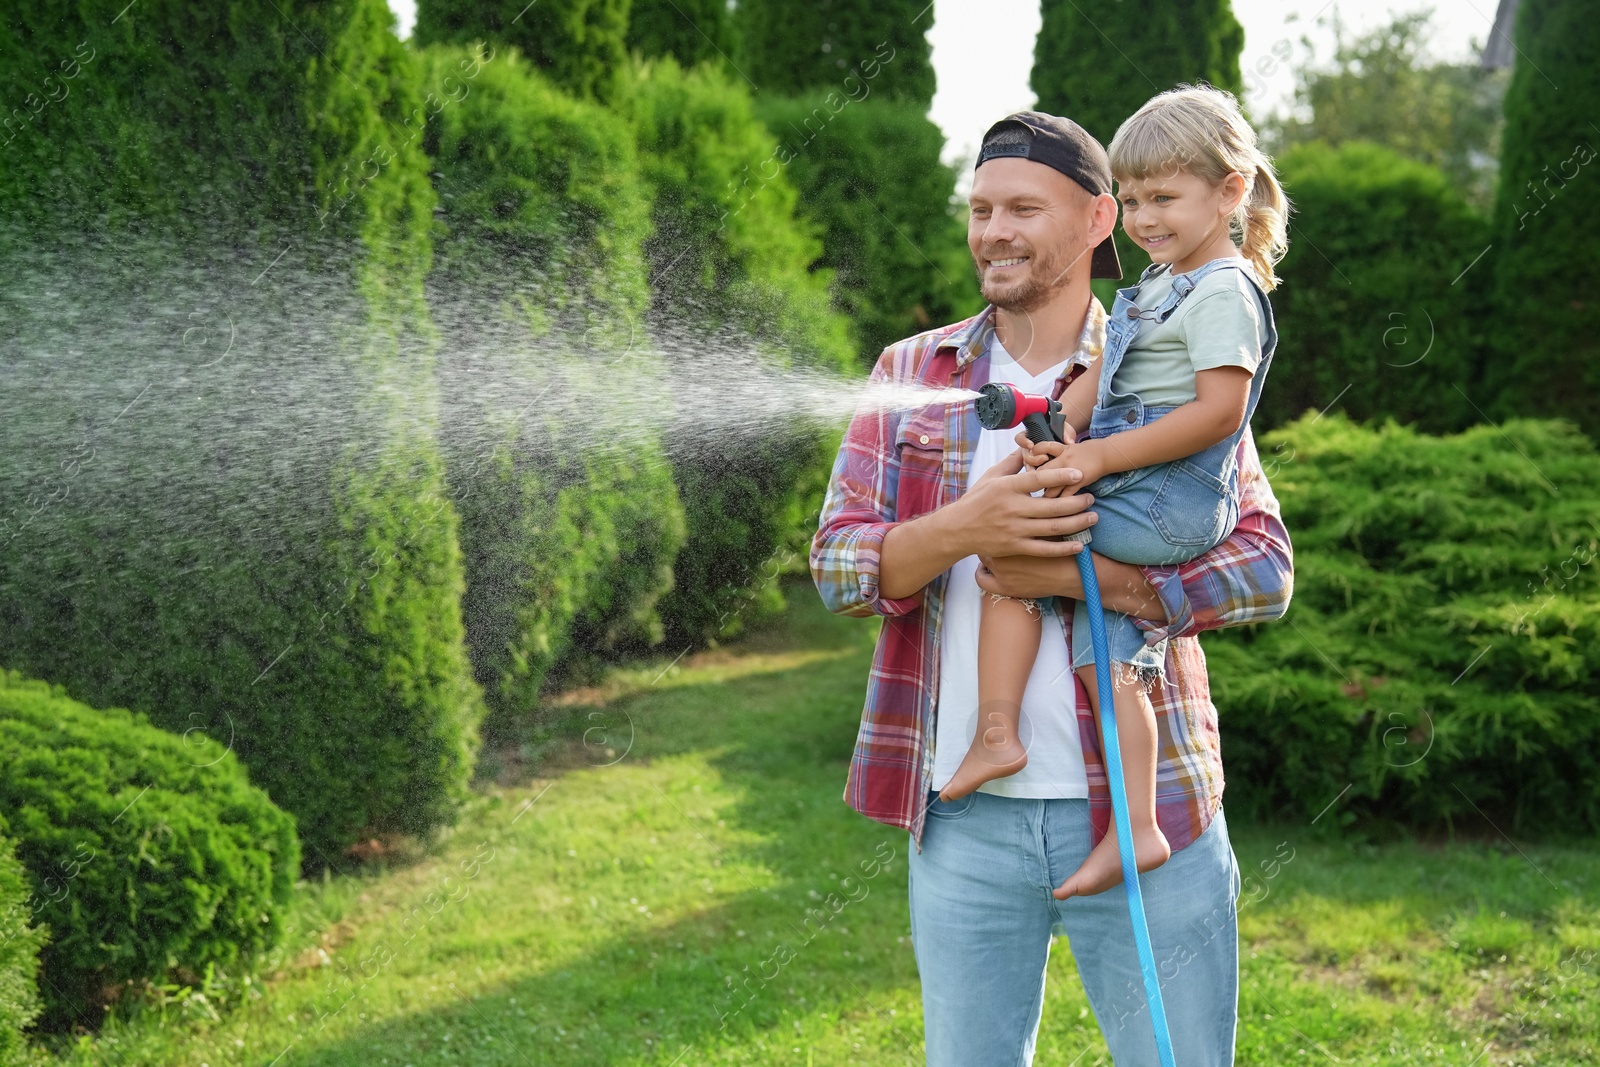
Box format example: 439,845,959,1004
1482,0,1520,68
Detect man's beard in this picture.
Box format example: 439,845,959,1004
976,238,1084,312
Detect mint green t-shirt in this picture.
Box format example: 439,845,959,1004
1107,259,1265,408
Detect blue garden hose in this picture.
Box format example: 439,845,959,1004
1077,549,1178,1067
971,380,1178,1064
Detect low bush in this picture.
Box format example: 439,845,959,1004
1209,414,1600,836
0,671,300,1027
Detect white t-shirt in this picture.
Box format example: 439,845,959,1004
930,339,1089,799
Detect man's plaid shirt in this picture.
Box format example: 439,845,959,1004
810,303,1294,851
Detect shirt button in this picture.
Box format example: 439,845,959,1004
919,434,931,445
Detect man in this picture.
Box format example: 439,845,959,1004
809,112,1294,1066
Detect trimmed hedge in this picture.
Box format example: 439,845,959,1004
1207,414,1600,836
0,671,299,1028
625,58,857,645
415,0,629,99
0,833,44,1061
0,1,485,864
423,44,686,724
1265,141,1492,433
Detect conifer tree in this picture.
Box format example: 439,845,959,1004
1031,0,1245,144
736,0,935,106
1485,0,1600,433
627,0,736,69
416,0,630,98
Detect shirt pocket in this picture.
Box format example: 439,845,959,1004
894,410,945,519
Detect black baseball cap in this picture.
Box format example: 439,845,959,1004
976,111,1123,279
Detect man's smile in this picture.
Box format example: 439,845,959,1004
986,255,1030,269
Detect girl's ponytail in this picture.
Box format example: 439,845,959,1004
1109,84,1291,291
1238,158,1289,292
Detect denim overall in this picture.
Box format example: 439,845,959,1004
1069,256,1279,682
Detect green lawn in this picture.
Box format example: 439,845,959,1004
32,585,1600,1066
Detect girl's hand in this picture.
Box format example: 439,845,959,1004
1041,442,1110,498
1013,432,1106,498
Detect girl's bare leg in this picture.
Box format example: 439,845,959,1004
1053,662,1171,898
939,594,1041,801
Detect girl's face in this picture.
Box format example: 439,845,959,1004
1116,168,1246,276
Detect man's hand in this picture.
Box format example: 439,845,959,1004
948,451,1099,559
876,447,1099,600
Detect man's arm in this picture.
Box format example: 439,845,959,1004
977,428,1292,633
974,549,1167,620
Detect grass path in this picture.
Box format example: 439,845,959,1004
36,587,1600,1066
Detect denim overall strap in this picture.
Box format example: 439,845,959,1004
1094,257,1278,490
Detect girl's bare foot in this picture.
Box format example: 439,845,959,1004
1052,823,1170,899
939,703,1028,801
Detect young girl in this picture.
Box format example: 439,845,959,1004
940,85,1289,898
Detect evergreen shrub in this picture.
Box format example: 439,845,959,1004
1265,141,1492,434
0,833,44,1060
1486,0,1600,435
1209,415,1600,836
735,0,936,107
756,94,978,363
0,0,485,864
0,671,299,1027
423,45,686,724
415,0,630,99
626,58,856,646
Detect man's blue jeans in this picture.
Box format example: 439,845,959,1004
908,791,1242,1066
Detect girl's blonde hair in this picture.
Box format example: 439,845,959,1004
1107,84,1290,291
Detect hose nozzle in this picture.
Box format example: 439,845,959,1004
975,382,1066,446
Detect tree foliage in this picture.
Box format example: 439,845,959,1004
1031,0,1244,146
415,0,630,99
422,45,688,729
625,58,855,645
736,0,935,107
0,0,485,865
1486,0,1600,436
627,0,737,69
1263,141,1491,434
756,94,978,364
1210,415,1600,837
1263,11,1508,211
0,833,43,1061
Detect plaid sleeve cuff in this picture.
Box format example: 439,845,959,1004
1133,563,1193,643
851,523,925,616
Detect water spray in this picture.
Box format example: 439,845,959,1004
973,381,1180,1067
